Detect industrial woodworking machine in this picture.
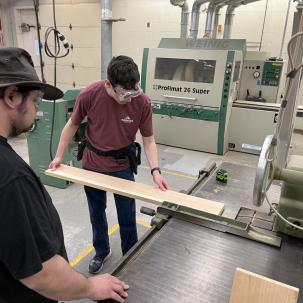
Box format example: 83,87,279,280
141,38,303,156
98,160,302,303
99,30,303,301
97,118,303,301
228,50,303,154
141,38,244,155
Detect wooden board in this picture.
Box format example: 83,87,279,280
229,268,299,303
45,165,224,215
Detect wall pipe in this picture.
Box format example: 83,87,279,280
170,0,189,39
181,1,189,38
100,0,125,79
204,0,217,37
189,0,211,39
204,0,233,38
212,4,224,38
223,0,262,39
101,0,112,80
211,0,237,38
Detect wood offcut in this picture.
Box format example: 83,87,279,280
229,268,299,303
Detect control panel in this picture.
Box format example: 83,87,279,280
261,61,283,86
238,59,285,103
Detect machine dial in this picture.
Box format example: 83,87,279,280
253,71,260,79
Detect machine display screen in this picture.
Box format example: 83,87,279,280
154,58,216,83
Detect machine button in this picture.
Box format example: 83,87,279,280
253,71,260,79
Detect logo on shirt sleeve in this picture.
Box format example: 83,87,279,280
121,116,134,123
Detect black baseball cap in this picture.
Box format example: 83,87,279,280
0,47,63,100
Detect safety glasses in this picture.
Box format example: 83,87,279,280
31,90,44,109
113,85,143,102
17,87,44,109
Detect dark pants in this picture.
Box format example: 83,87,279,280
84,167,138,256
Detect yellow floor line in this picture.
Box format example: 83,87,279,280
69,246,94,267
70,220,150,267
140,165,197,180
136,219,151,229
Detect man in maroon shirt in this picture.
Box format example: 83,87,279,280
49,55,169,274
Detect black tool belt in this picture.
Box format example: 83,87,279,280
77,138,141,174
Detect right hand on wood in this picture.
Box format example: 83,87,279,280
48,156,63,170
87,273,129,302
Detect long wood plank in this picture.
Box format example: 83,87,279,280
45,165,224,215
229,268,299,303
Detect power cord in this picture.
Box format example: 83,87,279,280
44,26,70,88
43,0,70,161
44,27,70,60
265,193,303,232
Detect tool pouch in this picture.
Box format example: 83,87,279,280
126,142,141,175
77,138,87,161
83,139,141,174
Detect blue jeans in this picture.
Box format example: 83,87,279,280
84,167,138,256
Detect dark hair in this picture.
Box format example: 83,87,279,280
17,86,42,94
0,88,4,99
107,56,140,90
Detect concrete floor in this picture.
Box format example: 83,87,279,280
8,131,303,302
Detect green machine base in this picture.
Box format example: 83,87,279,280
274,156,303,238
254,136,303,239
27,89,82,188
149,202,282,247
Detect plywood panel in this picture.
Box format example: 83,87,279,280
45,165,224,215
229,268,299,303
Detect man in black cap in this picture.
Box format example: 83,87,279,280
0,47,129,303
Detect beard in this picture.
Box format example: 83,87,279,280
10,103,35,137
10,123,34,137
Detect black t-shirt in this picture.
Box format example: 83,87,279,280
0,136,68,303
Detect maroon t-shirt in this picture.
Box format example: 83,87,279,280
71,80,153,172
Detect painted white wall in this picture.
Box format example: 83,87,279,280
1,0,301,108
112,0,295,65
0,0,18,46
